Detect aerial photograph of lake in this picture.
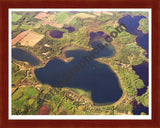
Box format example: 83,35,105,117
10,9,151,119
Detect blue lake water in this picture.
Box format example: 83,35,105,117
12,48,40,66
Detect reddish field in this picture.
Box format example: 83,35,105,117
38,105,51,115
12,29,32,45
42,21,63,28
41,21,50,25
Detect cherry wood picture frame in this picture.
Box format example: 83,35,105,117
0,0,160,128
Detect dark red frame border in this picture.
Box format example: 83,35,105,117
0,0,160,128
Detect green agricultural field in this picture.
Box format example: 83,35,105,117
69,17,77,24
55,12,70,24
12,13,22,22
20,21,42,30
20,24,34,30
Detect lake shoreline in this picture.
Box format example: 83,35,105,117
12,46,44,66
54,41,126,107
33,33,125,107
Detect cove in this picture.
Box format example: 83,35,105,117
12,48,40,66
34,36,123,104
119,15,149,57
132,61,148,96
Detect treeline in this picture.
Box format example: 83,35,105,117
12,27,26,39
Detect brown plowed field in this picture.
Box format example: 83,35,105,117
12,29,32,45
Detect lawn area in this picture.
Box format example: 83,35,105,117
55,12,70,24
12,13,22,22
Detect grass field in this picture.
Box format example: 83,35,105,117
12,13,22,22
20,31,44,47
